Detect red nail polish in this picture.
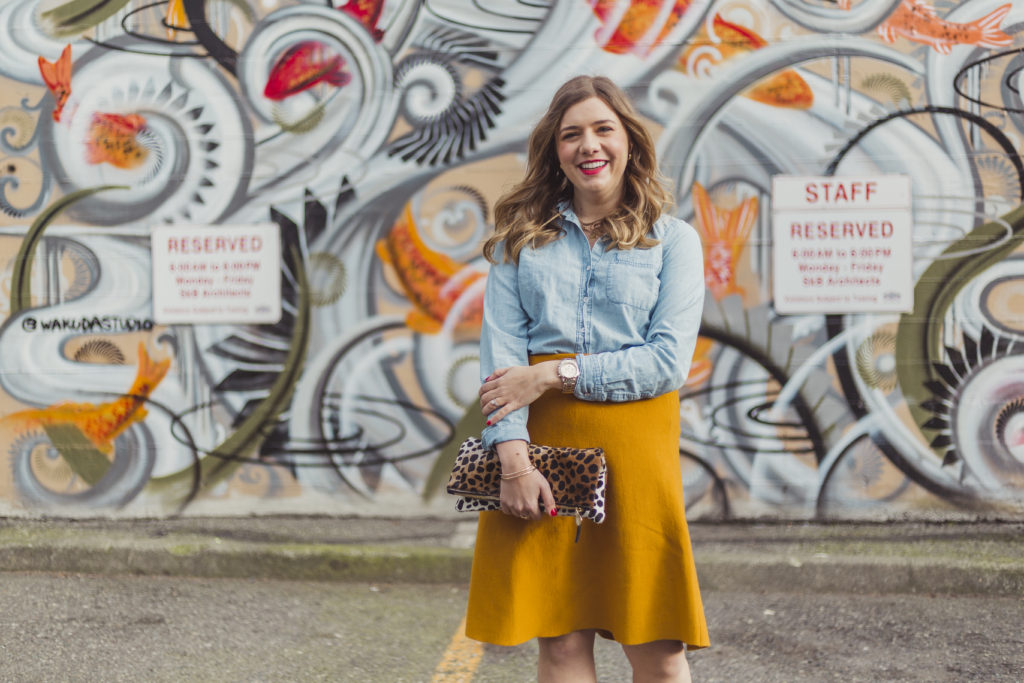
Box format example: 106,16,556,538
486,420,491,426
550,508,557,517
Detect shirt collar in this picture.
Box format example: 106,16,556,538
556,200,579,226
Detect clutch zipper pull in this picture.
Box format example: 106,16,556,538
574,507,582,543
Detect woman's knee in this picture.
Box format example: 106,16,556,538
538,630,596,664
622,640,689,681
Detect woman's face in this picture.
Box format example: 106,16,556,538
556,96,631,206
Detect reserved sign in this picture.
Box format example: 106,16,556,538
151,223,281,324
771,176,913,314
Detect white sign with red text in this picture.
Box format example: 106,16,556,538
771,175,913,314
152,223,281,324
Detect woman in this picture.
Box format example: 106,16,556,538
468,75,709,682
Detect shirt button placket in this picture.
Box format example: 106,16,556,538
579,253,592,351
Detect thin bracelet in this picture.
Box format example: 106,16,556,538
501,463,535,478
501,465,537,481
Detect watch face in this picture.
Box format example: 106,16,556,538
560,360,579,378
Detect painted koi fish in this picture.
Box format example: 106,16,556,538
685,184,758,389
340,0,385,41
38,44,71,123
85,112,150,169
3,343,170,455
686,336,713,388
588,0,693,56
375,206,486,335
877,1,1011,54
678,15,813,109
691,181,759,301
165,0,189,41
263,41,352,101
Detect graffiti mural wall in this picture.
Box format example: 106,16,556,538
1,0,1023,518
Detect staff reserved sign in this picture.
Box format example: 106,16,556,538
771,175,913,315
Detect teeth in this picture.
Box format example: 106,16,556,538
580,161,605,169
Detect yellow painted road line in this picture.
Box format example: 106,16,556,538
432,615,483,682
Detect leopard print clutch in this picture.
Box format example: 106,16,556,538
446,437,607,526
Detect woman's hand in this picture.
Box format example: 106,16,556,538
479,362,559,425
501,470,558,520
495,440,557,520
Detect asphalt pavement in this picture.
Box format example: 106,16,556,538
1,576,1022,682
0,515,1022,596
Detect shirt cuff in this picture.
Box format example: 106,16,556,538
481,409,530,450
575,353,603,401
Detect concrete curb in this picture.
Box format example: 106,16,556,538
1,526,1022,595
694,554,1024,596
0,533,474,584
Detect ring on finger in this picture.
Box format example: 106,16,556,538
488,399,498,409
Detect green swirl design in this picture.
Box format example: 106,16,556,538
10,185,126,315
896,203,1024,453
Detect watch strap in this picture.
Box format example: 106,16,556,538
558,359,579,394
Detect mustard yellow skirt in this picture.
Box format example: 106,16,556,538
465,355,709,648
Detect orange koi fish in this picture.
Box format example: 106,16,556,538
588,0,693,56
686,336,713,388
85,112,149,169
691,181,758,301
877,1,1011,54
340,0,385,41
3,343,170,455
263,41,352,101
375,206,486,335
38,44,72,123
164,0,189,41
678,15,813,109
685,183,757,390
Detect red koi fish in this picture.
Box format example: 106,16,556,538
263,41,352,101
877,1,1011,54
85,112,149,169
678,15,813,109
340,0,385,41
588,0,693,56
691,181,758,301
38,44,72,123
3,344,170,455
375,205,486,335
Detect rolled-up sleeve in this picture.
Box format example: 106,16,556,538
576,223,705,400
479,244,532,449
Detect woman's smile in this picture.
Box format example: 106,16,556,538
579,160,608,175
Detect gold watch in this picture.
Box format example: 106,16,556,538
557,358,579,394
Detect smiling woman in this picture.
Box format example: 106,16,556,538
467,76,708,683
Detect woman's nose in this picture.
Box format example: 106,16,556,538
579,130,599,153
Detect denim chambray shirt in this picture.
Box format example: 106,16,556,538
480,204,705,450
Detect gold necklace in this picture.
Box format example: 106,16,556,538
574,204,607,239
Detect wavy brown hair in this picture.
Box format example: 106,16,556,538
483,75,672,264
